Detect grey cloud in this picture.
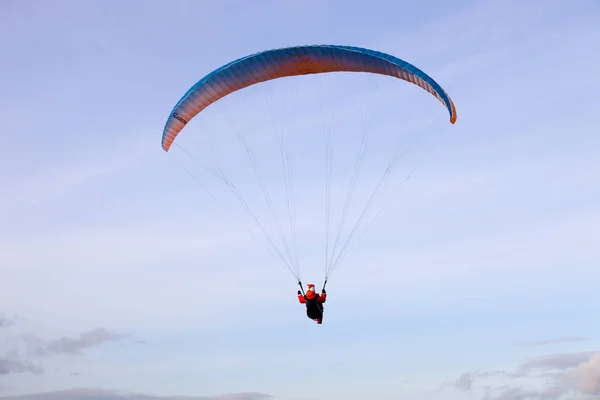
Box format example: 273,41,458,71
445,351,600,400
211,394,272,400
0,357,43,376
0,388,272,400
17,328,129,357
519,338,591,347
454,370,513,391
211,395,272,400
0,327,131,378
0,315,12,329
482,384,570,400
45,328,128,355
516,352,597,375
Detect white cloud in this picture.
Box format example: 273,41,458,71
572,354,600,395
444,351,600,400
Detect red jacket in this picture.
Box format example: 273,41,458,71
298,290,326,304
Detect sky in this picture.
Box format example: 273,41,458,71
1,0,600,399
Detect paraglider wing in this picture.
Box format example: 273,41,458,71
161,45,457,152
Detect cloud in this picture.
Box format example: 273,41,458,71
0,315,12,329
482,384,571,400
45,328,129,356
0,323,130,378
0,358,42,376
572,354,600,395
445,351,600,400
453,370,513,391
211,395,271,400
519,338,592,347
516,352,597,376
0,388,272,400
16,329,128,358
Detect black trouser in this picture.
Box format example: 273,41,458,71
306,301,324,320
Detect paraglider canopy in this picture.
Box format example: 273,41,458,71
162,45,457,152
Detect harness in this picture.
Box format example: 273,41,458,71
299,279,327,318
304,294,324,311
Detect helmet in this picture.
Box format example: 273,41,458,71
307,283,315,291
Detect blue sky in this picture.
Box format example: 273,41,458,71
1,0,600,399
